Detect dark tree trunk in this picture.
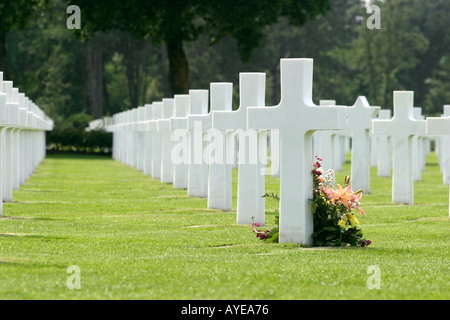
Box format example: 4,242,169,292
166,33,189,95
86,38,103,119
125,55,140,108
0,18,7,77
119,32,141,108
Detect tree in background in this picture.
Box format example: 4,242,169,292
6,0,88,122
409,0,450,112
0,0,45,76
3,0,450,124
71,0,331,96
331,0,429,110
425,55,450,115
185,0,363,106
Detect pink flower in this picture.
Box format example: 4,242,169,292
321,184,365,216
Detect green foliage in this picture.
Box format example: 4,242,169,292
250,192,280,242
311,194,369,247
0,0,44,30
262,192,280,237
425,55,450,115
71,0,331,94
46,113,112,154
47,127,112,154
3,0,450,124
262,192,280,204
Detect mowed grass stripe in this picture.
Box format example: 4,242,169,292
0,153,448,299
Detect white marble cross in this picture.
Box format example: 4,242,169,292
372,91,426,205
158,99,175,183
376,109,392,177
148,102,163,179
313,100,337,173
143,104,153,176
122,110,133,167
0,74,5,213
0,74,52,216
186,90,209,198
171,94,190,189
126,109,138,168
320,100,346,173
213,73,267,225
137,106,147,172
426,114,450,217
347,96,380,193
438,105,450,185
247,58,347,245
206,83,233,211
412,107,426,182
1,80,18,202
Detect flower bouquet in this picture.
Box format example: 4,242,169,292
251,193,279,243
311,156,371,247
251,156,371,247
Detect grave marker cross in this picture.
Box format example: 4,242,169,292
171,95,190,189
347,96,380,193
158,99,175,183
148,102,163,179
376,109,392,177
213,73,267,225
186,90,209,198
247,58,347,245
372,91,425,205
426,115,450,217
206,83,233,211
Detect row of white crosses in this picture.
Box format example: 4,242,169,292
313,97,381,193
427,106,450,216
107,76,269,226
106,58,448,246
435,105,450,185
371,106,431,180
85,117,113,132
0,72,54,217
372,92,426,205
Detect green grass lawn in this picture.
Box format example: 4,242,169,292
0,153,448,300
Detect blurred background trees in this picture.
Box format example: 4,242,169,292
2,0,450,134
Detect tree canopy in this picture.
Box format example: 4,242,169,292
71,0,331,95
0,0,44,75
2,0,450,128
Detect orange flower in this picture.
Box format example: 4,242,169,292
325,184,353,209
321,184,365,216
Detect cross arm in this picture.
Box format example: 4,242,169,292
247,106,281,130
171,117,188,131
213,109,246,130
308,105,347,131
426,116,450,135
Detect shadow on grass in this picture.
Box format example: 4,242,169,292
0,216,56,221
0,259,31,266
0,258,69,269
46,153,113,161
0,233,63,241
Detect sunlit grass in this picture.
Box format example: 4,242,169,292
0,153,448,299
